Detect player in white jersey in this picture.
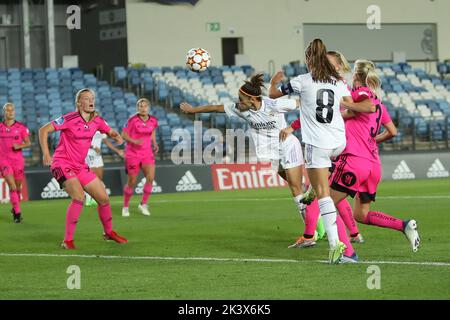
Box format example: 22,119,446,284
180,74,309,232
269,39,376,264
85,130,124,206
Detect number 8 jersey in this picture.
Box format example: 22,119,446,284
281,73,351,149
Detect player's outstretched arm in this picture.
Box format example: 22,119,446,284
341,96,376,113
376,121,397,143
108,129,124,146
269,71,285,99
180,102,224,113
39,122,55,166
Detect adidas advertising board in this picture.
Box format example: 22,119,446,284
25,167,124,200
380,152,450,181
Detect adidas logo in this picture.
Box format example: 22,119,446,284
135,178,162,194
176,170,202,192
427,158,449,178
392,160,415,180
41,178,69,199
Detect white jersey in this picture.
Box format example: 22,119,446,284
282,73,351,149
87,131,107,157
224,96,298,160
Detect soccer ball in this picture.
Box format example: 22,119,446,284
186,48,211,72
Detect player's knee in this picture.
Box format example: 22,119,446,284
97,195,110,206
72,193,85,203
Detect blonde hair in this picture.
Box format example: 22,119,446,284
353,59,381,91
136,98,150,109
327,51,351,74
2,102,15,112
74,88,96,110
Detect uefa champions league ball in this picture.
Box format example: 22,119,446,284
186,48,211,72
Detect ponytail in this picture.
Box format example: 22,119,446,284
354,60,381,90
305,39,342,83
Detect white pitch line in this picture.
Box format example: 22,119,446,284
0,252,449,267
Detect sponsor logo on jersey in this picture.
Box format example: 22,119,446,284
54,116,65,125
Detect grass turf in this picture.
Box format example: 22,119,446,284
0,179,449,299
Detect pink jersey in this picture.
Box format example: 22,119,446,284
343,87,392,163
0,121,30,162
123,114,158,158
52,112,111,167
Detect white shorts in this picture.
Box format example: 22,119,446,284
86,154,104,168
304,143,345,169
280,137,304,170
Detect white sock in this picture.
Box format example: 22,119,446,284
294,194,306,223
318,196,339,248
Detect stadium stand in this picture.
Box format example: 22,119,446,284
1,62,450,165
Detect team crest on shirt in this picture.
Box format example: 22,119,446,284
341,172,357,187
84,124,89,130
55,116,65,125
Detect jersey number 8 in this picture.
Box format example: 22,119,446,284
316,89,334,124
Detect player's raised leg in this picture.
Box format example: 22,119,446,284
353,197,420,252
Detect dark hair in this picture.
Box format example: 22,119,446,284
240,73,265,99
306,39,342,83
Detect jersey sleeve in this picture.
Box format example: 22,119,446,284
223,102,241,118
122,118,132,134
271,98,297,113
290,118,301,131
380,104,392,125
351,86,372,102
280,75,302,95
22,125,30,139
97,117,111,134
51,115,69,131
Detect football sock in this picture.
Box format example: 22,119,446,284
337,198,359,236
318,197,339,248
141,183,152,205
64,200,84,241
123,185,133,208
362,211,404,232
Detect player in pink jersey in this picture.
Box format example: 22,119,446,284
331,60,420,253
0,102,31,223
38,88,128,249
121,98,159,217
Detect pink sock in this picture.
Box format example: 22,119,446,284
337,199,360,236
303,199,320,237
123,185,133,208
9,190,20,214
141,183,152,205
64,200,84,241
98,203,113,235
363,211,404,232
337,214,355,257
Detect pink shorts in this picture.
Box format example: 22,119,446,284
125,154,155,176
330,154,381,202
51,161,97,188
0,158,25,181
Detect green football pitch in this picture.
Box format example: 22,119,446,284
0,179,449,299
